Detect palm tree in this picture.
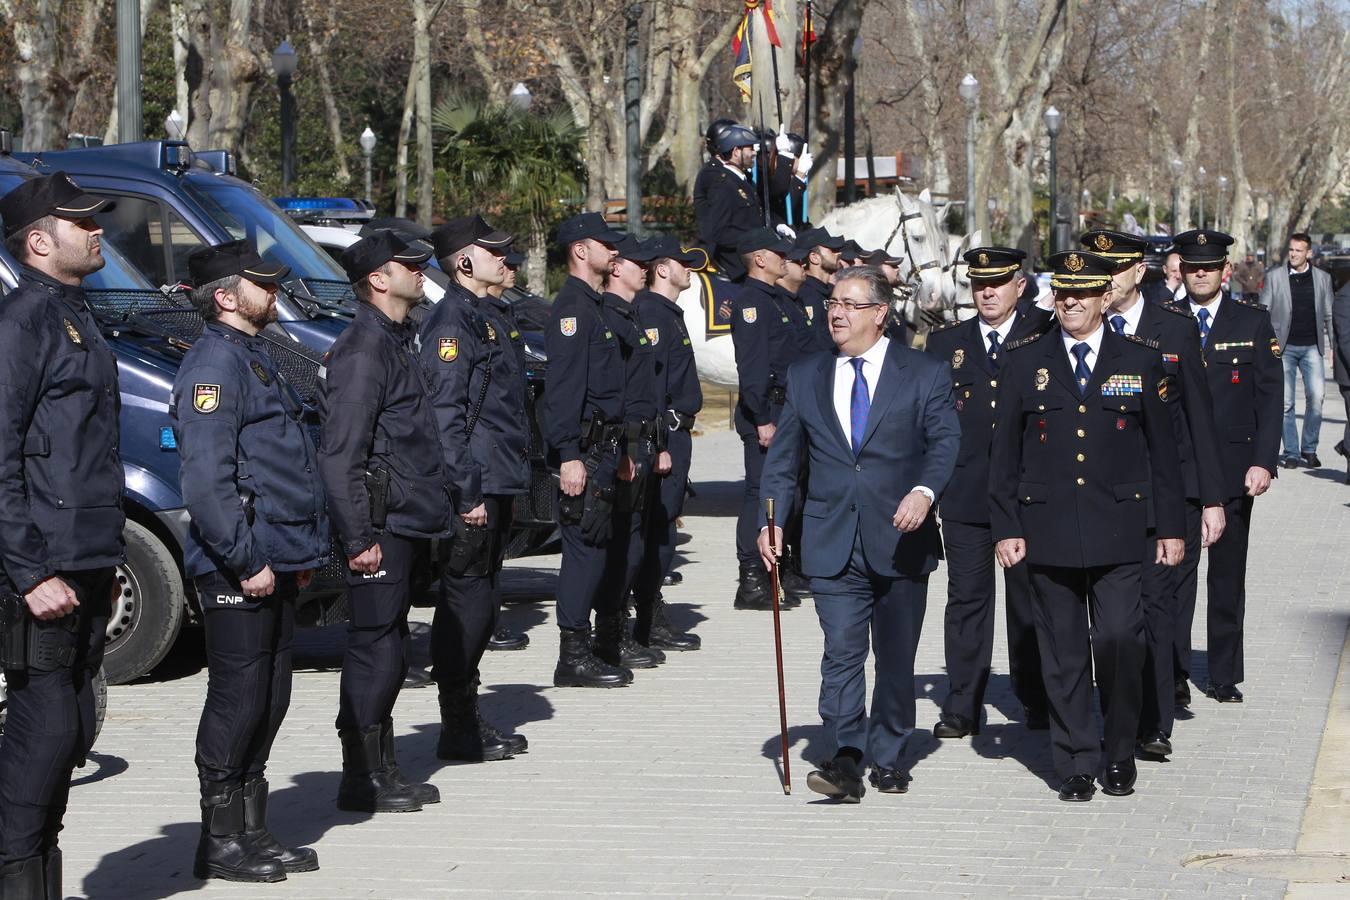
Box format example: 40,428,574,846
432,95,586,289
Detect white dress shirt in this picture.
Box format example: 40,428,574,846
1190,294,1223,325
977,313,1018,351
1106,295,1146,336
1061,324,1105,382
720,160,747,181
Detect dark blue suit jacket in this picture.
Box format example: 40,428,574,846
760,339,960,579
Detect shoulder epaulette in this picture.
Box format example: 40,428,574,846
1158,302,1194,319
1004,320,1055,351
1232,295,1263,310
1123,332,1160,350
928,318,962,334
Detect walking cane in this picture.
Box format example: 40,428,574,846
765,498,792,795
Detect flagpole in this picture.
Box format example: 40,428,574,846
802,0,813,223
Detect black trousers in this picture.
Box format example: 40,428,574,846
336,534,423,732
1137,504,1201,738
735,432,767,564
1203,495,1254,686
0,568,112,862
556,450,619,631
194,571,298,791
431,496,512,693
633,430,692,601
1028,563,1145,780
1170,500,1206,681
939,519,1045,723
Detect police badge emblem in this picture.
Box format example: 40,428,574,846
193,383,220,413
805,307,814,322
439,337,458,362
646,327,659,345
742,307,758,323
485,322,497,342
951,348,965,369
250,361,271,385
1197,233,1208,245
560,317,578,336
977,252,989,266
1035,368,1050,391
1094,234,1113,251
63,318,82,345
1066,253,1085,272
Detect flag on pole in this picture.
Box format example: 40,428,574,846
798,2,817,68
731,0,782,101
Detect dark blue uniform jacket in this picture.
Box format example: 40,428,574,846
795,275,835,352
543,276,625,464
634,290,703,418
731,276,798,435
473,291,532,496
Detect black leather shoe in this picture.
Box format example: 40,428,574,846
1174,678,1192,708
402,666,433,689
1024,708,1050,730
634,594,701,651
805,756,865,803
553,627,632,688
1057,774,1094,802
1206,683,1244,703
662,570,683,586
1137,732,1173,758
932,713,979,738
779,563,813,600
487,625,529,651
1335,440,1348,459
868,767,910,794
1302,452,1322,468
734,562,773,610
1101,758,1137,796
1280,457,1301,469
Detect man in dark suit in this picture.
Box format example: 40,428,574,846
758,266,960,802
1171,230,1281,704
990,250,1186,802
1084,228,1227,756
924,247,1052,739
1332,278,1350,483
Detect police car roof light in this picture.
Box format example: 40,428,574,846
161,142,193,172
195,149,236,177
276,197,365,211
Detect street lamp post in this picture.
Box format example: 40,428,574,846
959,73,980,235
1043,105,1062,254
1216,175,1229,230
272,40,298,194
1170,157,1184,234
508,82,533,111
1196,165,1207,230
359,126,376,206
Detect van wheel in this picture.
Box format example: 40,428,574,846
103,520,184,684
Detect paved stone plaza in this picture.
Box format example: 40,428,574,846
56,395,1349,898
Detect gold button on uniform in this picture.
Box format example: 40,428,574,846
990,400,996,408
990,379,998,388
1076,453,1085,462
1038,404,1046,411
1076,477,1086,486
1076,428,1086,438
1078,404,1087,413
1134,492,1142,500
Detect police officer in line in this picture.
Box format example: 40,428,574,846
1082,229,1227,755
171,241,328,882
858,248,914,347
1170,229,1282,705
317,230,445,813
597,237,665,671
542,212,632,688
420,214,529,762
796,227,846,351
480,247,532,653
730,227,809,610
632,238,705,651
0,173,124,900
989,250,1186,802
924,247,1050,740
779,242,809,306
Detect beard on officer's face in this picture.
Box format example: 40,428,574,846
50,218,106,280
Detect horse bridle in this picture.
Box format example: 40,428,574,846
884,193,945,285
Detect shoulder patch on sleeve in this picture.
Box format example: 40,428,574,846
193,383,220,413
1123,333,1161,350
646,327,659,345
741,306,758,324
560,316,578,336
439,337,459,361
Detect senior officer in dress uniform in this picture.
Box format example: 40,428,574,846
0,173,124,900
542,212,632,688
172,241,327,883
631,238,705,652
924,247,1051,739
731,227,809,611
1170,229,1281,705
318,230,446,814
1084,228,1227,756
990,250,1186,802
420,214,529,762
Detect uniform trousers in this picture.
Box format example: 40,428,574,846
194,571,297,791
603,478,648,612
939,519,1045,723
735,432,767,564
0,568,112,862
1190,495,1254,686
556,451,619,632
431,496,512,692
336,534,422,731
1138,503,1200,738
1170,500,1205,683
633,430,692,601
1028,563,1145,780
810,533,928,770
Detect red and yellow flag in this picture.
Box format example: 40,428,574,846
731,0,783,100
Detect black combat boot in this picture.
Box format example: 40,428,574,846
634,593,701,651
553,627,633,688
471,678,527,754
194,786,287,882
241,777,319,873
734,561,773,610
0,855,43,899
619,607,665,667
487,624,529,651
436,686,514,762
42,848,60,900
379,718,440,802
595,612,660,669
335,726,423,813
779,549,812,602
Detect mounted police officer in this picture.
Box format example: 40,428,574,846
172,241,327,882
317,230,445,813
542,212,632,688
631,237,704,651
0,172,124,900
421,214,529,761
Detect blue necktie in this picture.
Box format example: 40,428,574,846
1196,307,1211,347
987,331,1002,371
849,357,870,456
1072,342,1092,398
1110,314,1126,335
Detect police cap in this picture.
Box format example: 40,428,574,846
1172,229,1234,265
839,239,866,262
504,249,525,269
0,171,115,237
643,236,705,267
859,248,904,267
613,234,660,263
715,124,758,156
1047,250,1115,291
340,229,432,284
431,214,513,260
964,246,1026,280
1079,229,1147,263
556,211,625,249
188,239,289,287
796,226,847,253
737,226,793,256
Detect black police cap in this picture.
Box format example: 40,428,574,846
1079,229,1147,263
431,214,513,260
796,227,847,253
1172,229,1234,265
504,249,525,268
556,212,625,249
0,171,115,237
341,229,432,284
187,239,289,287
737,226,793,256
839,239,867,261
642,235,705,268
613,235,660,263
1047,250,1115,291
964,246,1026,279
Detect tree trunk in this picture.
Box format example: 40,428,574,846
413,0,434,227
526,215,548,293
664,8,738,195
302,0,350,183
808,0,867,224
899,0,950,198
394,43,417,218
461,0,507,105
2,0,83,150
